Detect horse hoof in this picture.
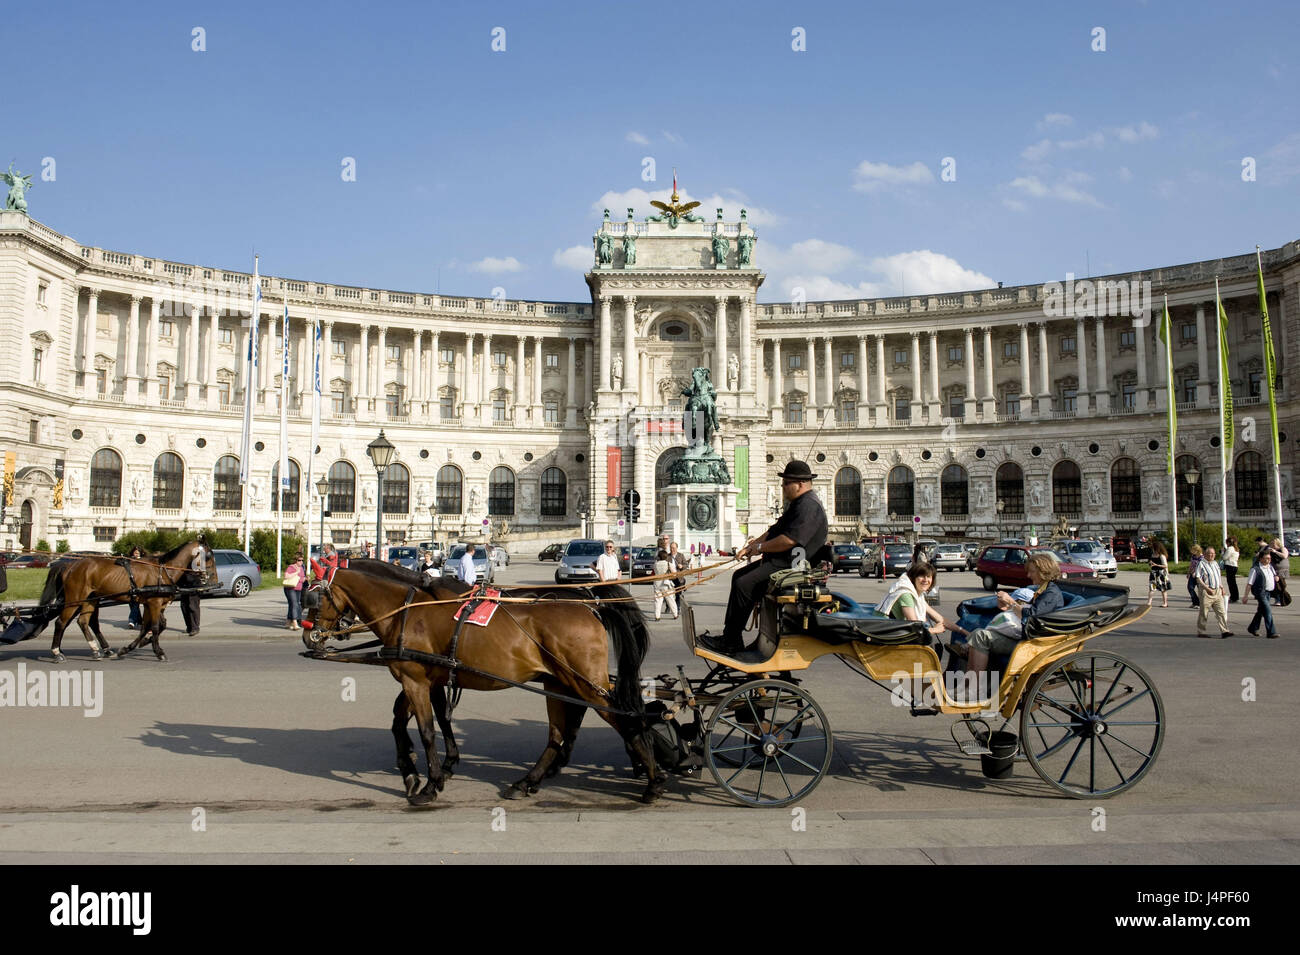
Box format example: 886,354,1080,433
641,781,668,804
51,652,65,665
407,791,436,808
504,780,536,799
115,649,129,660
403,775,421,797
156,654,168,663
91,651,102,661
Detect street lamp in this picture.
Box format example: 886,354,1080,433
996,498,1006,541
315,475,329,571
367,429,396,561
1185,467,1200,548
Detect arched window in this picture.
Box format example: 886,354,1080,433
1175,454,1205,512
996,462,1024,513
541,467,566,516
328,460,356,513
152,452,184,509
89,448,122,507
435,465,463,514
1234,451,1267,510
887,465,914,516
271,458,301,512
382,462,409,514
213,455,242,511
1052,460,1081,514
489,466,515,516
1110,457,1142,512
940,464,968,515
833,467,861,517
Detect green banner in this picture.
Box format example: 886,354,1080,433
735,446,749,509
1259,261,1281,464
1217,291,1233,460
1159,298,1177,474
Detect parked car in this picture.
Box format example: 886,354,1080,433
930,544,970,572
630,546,657,578
446,544,493,583
831,543,865,573
386,545,421,572
6,553,49,569
414,541,447,566
857,544,883,576
556,539,605,584
1050,539,1118,578
487,545,510,569
974,544,1097,590
210,549,263,598
861,543,915,579
538,543,564,561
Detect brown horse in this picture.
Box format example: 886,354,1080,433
303,566,663,806
35,540,217,663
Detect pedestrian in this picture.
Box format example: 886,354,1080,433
282,552,305,630
1147,539,1170,608
1223,536,1241,603
1247,551,1280,638
1269,537,1289,605
1186,545,1203,608
596,540,621,582
179,588,201,636
418,549,438,580
126,546,144,629
1194,546,1232,638
653,536,678,621
455,543,478,584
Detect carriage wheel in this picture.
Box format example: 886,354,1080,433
1019,650,1164,798
704,679,833,808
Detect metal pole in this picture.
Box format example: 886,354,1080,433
320,495,326,557
375,469,384,561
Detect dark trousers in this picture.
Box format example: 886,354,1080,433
128,599,142,627
1225,567,1239,603
1249,596,1277,636
724,560,780,644
1187,576,1200,607
179,593,200,634
285,587,302,623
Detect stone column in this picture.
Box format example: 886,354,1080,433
982,326,996,417
806,337,817,412
145,298,160,403
322,321,334,403
1094,316,1110,413
359,324,371,407
124,296,141,398
412,329,422,414
514,336,526,423
715,296,728,395
910,331,922,420
964,328,977,419
875,334,888,417
479,333,492,423
299,318,312,408
1154,322,1169,411
583,340,593,411
740,296,753,391
858,335,870,425
927,331,940,421
623,297,637,398
532,336,543,419
462,332,474,418
1018,324,1031,416
1195,304,1210,406
598,297,612,393
205,307,220,409
824,336,836,415
1075,316,1090,415
1037,321,1053,415
428,330,439,417
258,319,271,412
83,288,98,392
187,304,202,407
1134,317,1149,410
566,337,578,427
771,338,783,425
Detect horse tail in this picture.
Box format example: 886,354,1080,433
23,565,67,637
593,584,650,717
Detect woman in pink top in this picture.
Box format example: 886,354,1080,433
283,553,305,630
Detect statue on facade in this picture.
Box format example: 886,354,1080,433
622,233,637,267
468,487,480,513
3,164,34,214
974,482,987,510
737,234,754,268
192,472,209,507
521,483,536,511
596,233,613,267
66,468,83,503
1029,481,1044,509
611,355,623,390
648,186,703,229
711,232,730,269
920,483,933,510
866,486,879,511
726,353,739,391
1087,479,1103,507
667,367,730,485
249,475,267,509
362,481,376,509
130,472,148,507
1148,481,1163,506
416,481,432,508
1208,480,1222,505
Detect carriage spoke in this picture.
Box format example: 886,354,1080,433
1100,731,1157,760
1096,732,1128,784
1057,734,1087,784
778,734,827,747
774,747,823,775
773,701,815,737
717,716,760,741
1096,687,1152,719
1095,662,1129,711
725,752,762,786
756,756,768,798
773,757,795,799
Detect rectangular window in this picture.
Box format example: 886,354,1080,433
1249,372,1262,397
948,345,963,363
786,401,804,425
332,339,347,357
159,377,170,400
493,399,506,421
332,530,352,544
1004,341,1019,360
33,347,43,382
332,390,347,414
894,398,910,420
386,394,401,417
386,344,401,362
544,400,559,423
160,320,174,338
839,400,857,424
894,349,908,365
1180,323,1196,343
440,347,455,365
545,353,559,368
1120,329,1136,349
37,282,48,305
492,351,507,368
840,352,854,368
949,396,964,419
1060,336,1076,354
1006,394,1020,415
1182,377,1197,403
219,327,233,345
92,526,117,543
1122,384,1136,409
29,419,39,443
788,354,803,370
440,395,456,419
1062,387,1077,412
219,381,231,405
96,369,107,394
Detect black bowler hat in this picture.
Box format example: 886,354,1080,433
778,460,817,481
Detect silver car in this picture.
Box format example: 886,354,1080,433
930,544,969,571
210,549,263,598
387,545,421,572
1051,540,1118,578
556,539,604,584
446,545,493,583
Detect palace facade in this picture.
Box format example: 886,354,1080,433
2,204,1298,553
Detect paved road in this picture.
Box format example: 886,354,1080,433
2,563,1297,863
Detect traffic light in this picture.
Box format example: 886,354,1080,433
622,489,640,522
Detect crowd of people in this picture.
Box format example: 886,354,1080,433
1147,535,1288,638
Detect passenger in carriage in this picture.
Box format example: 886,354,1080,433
878,561,956,640
964,552,1065,676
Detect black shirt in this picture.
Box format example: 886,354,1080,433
764,490,828,569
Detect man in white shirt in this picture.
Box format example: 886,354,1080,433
595,540,621,582
1195,545,1232,638
455,544,478,585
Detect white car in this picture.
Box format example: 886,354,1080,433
1051,540,1118,578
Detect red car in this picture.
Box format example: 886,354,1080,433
7,553,50,569
974,544,1096,591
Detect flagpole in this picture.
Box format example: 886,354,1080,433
1216,278,1229,548
1257,246,1286,544
276,295,289,577
305,307,321,577
241,255,260,555
1163,294,1179,563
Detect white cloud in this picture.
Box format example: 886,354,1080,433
1112,121,1159,143
1002,198,1029,212
867,250,996,296
1008,175,1102,207
1118,166,1133,182
763,238,862,274
468,256,524,273
851,160,935,192
1058,130,1107,151
1021,122,1157,161
763,245,994,301
1038,112,1074,129
591,187,780,225
625,131,649,145
552,245,592,270
1022,138,1054,162
662,130,684,145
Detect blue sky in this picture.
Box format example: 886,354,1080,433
8,0,1298,303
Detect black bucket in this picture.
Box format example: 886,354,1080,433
979,731,1018,779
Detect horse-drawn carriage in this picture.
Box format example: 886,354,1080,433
301,559,1164,808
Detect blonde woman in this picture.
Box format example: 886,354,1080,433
966,552,1065,676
